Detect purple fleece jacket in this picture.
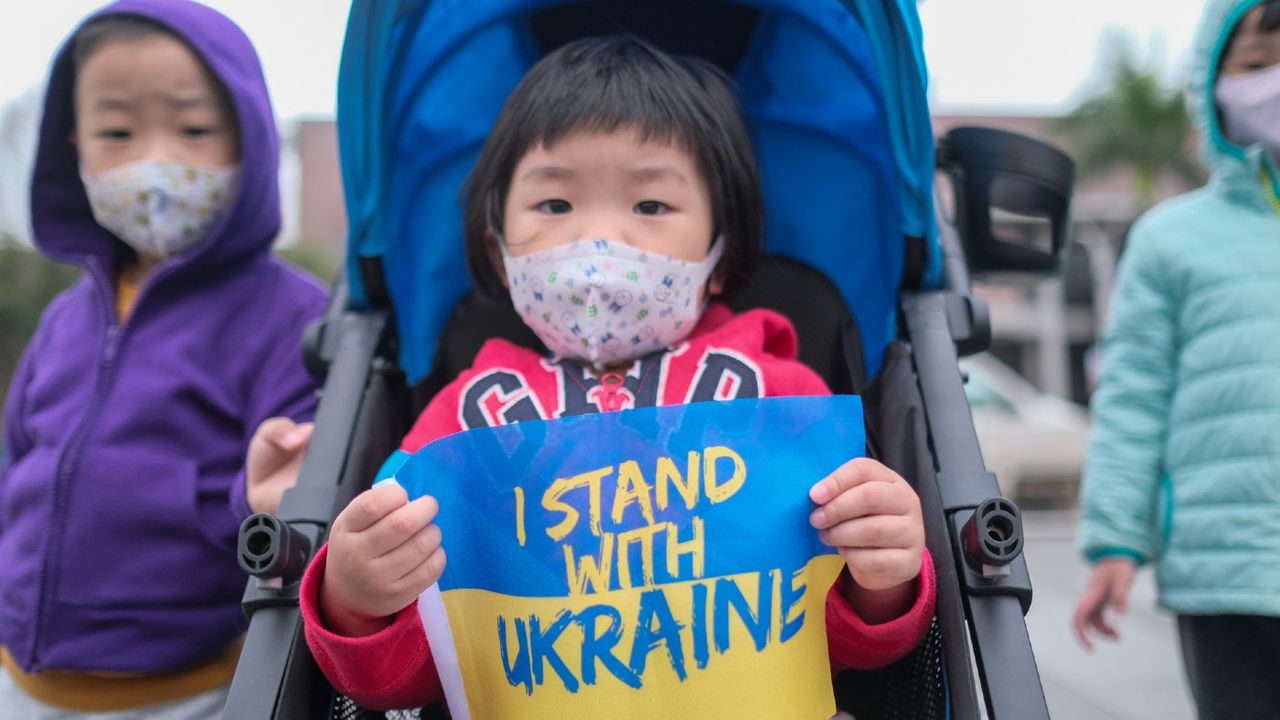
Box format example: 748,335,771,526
0,0,327,674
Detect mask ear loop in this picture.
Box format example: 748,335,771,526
486,191,516,260
700,233,727,307
486,192,502,244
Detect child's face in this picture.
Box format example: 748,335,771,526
74,34,239,177
1221,5,1280,77
501,129,716,263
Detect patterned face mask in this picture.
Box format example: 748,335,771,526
81,160,240,259
501,237,724,370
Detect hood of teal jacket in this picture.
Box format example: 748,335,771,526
1193,0,1280,208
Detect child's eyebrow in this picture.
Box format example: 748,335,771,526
162,95,217,110
520,165,576,183
92,97,136,112
629,166,689,185
90,95,217,112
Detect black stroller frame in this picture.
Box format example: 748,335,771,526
225,117,1073,718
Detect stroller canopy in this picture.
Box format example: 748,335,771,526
336,0,941,383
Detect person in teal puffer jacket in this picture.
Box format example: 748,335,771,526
1072,1,1280,717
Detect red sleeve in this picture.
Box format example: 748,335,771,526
825,549,937,670
300,544,443,710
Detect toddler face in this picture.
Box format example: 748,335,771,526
501,128,715,263
74,34,238,177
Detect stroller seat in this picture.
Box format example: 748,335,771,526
223,1,1068,718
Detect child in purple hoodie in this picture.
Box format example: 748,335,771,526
0,1,327,716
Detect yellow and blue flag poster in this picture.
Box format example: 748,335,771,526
394,395,864,719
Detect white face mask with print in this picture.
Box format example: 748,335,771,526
81,160,240,259
1215,62,1280,153
501,237,724,370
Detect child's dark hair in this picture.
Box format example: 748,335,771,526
73,15,176,71
1223,0,1280,59
464,35,762,297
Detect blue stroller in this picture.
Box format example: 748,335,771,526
225,1,1074,718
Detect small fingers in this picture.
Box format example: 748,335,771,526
811,479,917,529
1073,572,1126,650
392,547,448,598
281,422,315,451
375,522,444,579
819,514,920,550
247,418,299,472
336,481,412,534
254,417,298,447
363,494,440,557
810,458,895,504
1089,610,1119,641
1072,588,1103,650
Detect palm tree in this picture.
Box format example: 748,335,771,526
1055,38,1205,208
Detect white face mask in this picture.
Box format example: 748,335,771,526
81,160,240,259
1215,62,1280,153
501,237,724,370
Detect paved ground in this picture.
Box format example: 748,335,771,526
1020,510,1194,719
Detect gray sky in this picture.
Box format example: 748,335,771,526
0,0,1206,119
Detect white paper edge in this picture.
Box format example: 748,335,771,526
418,583,469,720
379,478,467,716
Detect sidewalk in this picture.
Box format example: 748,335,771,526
1021,510,1194,719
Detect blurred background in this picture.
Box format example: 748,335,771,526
0,1,1204,716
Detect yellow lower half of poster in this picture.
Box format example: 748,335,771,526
441,554,845,719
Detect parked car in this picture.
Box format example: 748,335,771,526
960,353,1090,508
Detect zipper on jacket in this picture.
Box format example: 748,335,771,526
27,261,125,671
101,325,121,366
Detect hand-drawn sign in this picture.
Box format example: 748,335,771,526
394,396,864,719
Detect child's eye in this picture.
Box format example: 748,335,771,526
536,199,572,214
182,126,214,138
98,129,132,141
635,200,670,216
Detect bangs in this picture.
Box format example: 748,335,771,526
1263,0,1280,32
499,39,717,169
73,15,175,71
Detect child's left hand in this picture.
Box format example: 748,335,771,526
245,418,314,514
809,458,925,622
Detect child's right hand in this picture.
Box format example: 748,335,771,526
320,480,447,637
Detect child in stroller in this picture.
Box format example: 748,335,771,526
250,35,937,713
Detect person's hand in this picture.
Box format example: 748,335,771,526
246,418,313,514
1072,557,1137,650
809,458,925,623
320,480,446,637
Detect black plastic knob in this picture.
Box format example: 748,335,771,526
238,513,311,584
961,497,1024,572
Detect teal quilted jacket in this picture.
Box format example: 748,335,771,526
1077,0,1280,615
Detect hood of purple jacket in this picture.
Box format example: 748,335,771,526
2,0,327,676
32,0,281,272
